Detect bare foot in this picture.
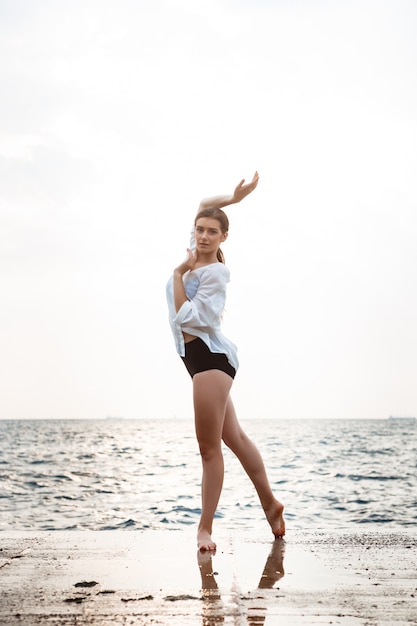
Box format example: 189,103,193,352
265,500,285,538
197,529,216,552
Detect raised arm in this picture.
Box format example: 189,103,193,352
198,171,259,211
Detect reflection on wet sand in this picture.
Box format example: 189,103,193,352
198,550,224,625
198,539,285,626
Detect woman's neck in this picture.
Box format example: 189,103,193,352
194,251,219,268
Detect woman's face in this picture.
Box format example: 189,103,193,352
194,217,228,255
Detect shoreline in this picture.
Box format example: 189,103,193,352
1,528,416,625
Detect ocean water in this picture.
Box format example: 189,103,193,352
0,418,415,532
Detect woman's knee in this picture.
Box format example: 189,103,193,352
197,439,222,462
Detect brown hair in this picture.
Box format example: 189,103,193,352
194,207,229,264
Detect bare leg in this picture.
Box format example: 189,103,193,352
222,397,285,537
193,370,233,551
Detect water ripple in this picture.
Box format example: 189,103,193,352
0,418,415,531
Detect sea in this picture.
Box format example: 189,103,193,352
0,418,415,532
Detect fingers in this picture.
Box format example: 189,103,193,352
250,171,259,187
233,172,259,202
186,248,197,267
238,172,259,190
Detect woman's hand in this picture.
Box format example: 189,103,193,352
232,171,259,204
173,248,197,312
174,248,197,276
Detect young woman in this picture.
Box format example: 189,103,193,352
166,172,285,551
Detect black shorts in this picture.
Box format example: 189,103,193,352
181,337,236,379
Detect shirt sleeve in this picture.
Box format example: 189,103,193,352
174,265,228,332
189,228,196,252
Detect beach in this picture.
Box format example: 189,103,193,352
1,419,416,623
1,528,416,625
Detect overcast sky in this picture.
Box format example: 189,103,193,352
1,0,416,421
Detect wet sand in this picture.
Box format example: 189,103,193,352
0,528,416,625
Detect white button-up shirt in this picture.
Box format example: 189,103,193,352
166,261,239,371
